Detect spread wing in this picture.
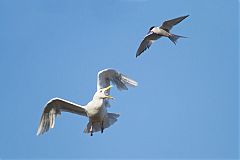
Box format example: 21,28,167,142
160,15,189,31
97,68,138,107
36,98,87,135
136,32,160,57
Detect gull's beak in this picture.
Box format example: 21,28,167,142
103,85,114,99
103,85,113,91
104,95,114,99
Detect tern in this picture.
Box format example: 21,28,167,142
136,15,189,57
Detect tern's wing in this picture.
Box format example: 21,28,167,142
97,68,138,107
36,98,87,135
160,15,189,31
136,32,161,57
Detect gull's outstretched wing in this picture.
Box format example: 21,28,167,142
160,15,189,31
97,68,138,107
36,98,87,136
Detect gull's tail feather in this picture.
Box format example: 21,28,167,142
104,113,120,129
84,123,102,133
84,113,120,134
169,34,187,45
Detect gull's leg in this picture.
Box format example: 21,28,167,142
101,121,104,133
90,124,93,136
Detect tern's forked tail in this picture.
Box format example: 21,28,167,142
169,34,187,45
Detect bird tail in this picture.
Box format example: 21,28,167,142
84,113,120,134
104,113,120,129
169,34,187,45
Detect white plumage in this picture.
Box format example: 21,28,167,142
36,68,138,136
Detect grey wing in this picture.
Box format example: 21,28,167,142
136,33,158,57
97,68,138,107
136,38,153,57
36,98,87,135
160,15,189,31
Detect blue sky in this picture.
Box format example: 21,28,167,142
0,0,238,159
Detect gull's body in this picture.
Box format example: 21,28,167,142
36,68,137,136
136,15,189,57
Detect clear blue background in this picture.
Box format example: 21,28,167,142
0,0,238,159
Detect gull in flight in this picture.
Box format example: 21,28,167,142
36,68,138,136
136,15,189,57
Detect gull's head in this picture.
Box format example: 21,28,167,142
94,85,114,99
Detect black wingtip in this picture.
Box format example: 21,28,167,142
136,53,140,58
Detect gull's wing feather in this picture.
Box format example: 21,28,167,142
160,15,189,31
97,69,138,107
36,98,87,135
97,68,138,90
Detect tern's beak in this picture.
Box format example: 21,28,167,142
103,85,114,99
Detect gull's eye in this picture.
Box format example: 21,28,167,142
100,90,103,93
